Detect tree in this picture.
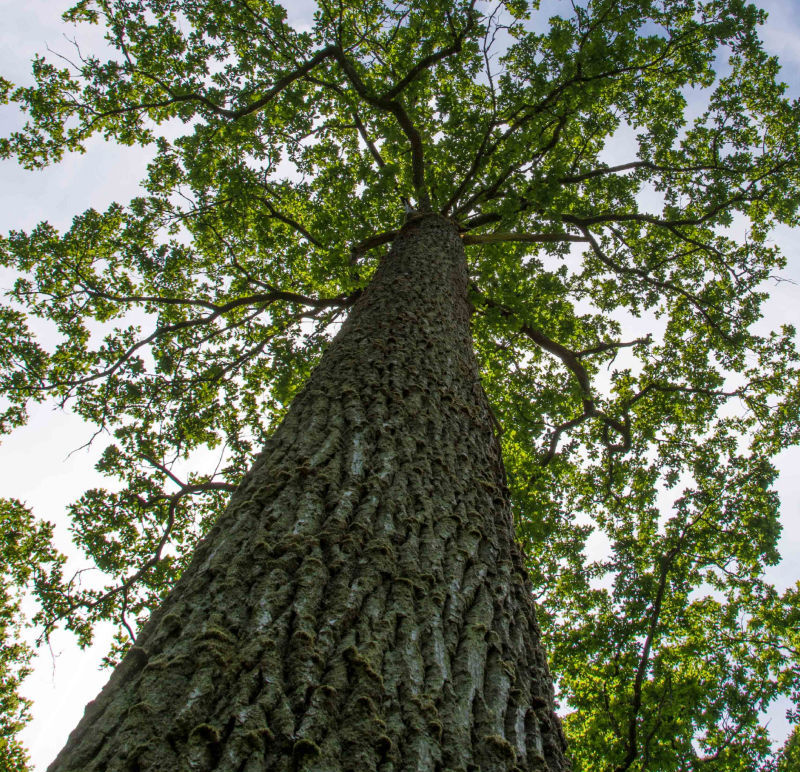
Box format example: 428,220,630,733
1,0,799,769
0,499,64,772
776,725,800,771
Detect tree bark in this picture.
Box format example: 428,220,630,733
48,214,569,772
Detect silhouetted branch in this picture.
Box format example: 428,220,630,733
70,464,237,620
572,224,730,339
45,286,356,394
472,288,631,465
577,335,652,358
351,109,386,169
558,160,740,185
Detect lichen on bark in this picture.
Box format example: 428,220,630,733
48,214,569,772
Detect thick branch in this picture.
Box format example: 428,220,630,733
455,112,570,217
212,46,340,120
80,38,435,204
462,231,589,246
77,282,352,317
441,118,497,215
88,45,341,122
254,190,323,247
350,226,587,261
448,26,710,216
615,503,710,772
615,547,677,772
627,381,756,407
75,467,237,618
331,50,430,209
561,201,743,231
350,229,398,261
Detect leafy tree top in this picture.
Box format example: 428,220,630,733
1,0,799,769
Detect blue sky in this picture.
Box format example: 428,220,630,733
1,1,799,769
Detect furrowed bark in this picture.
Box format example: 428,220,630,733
48,214,569,772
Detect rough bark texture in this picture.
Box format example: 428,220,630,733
49,214,569,772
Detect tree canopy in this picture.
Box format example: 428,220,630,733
1,0,799,769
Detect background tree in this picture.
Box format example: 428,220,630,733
0,499,65,772
1,0,799,769
776,725,800,771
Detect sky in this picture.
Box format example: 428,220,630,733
0,1,799,770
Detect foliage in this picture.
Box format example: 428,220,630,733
0,499,65,772
1,0,799,769
775,725,800,771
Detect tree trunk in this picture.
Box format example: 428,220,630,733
48,214,569,772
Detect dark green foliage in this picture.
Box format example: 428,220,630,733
1,0,799,769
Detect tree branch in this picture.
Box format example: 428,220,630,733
331,49,431,209
351,108,386,169
455,112,570,217
615,504,711,772
350,228,398,261
557,160,740,185
47,287,356,393
472,289,631,464
462,231,589,246
615,546,678,772
576,335,652,358
66,461,237,623
380,3,478,101
572,223,730,339
253,187,323,247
